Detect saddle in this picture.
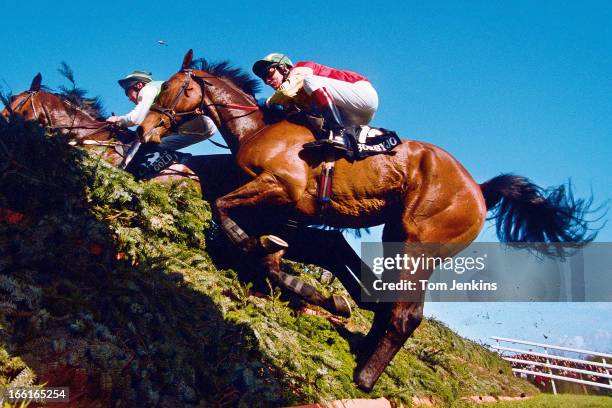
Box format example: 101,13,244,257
296,113,401,160
293,113,403,208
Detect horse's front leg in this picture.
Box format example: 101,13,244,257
214,172,292,253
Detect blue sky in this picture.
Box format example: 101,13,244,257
2,2,610,353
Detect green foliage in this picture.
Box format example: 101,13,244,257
0,118,538,406
57,62,106,118
57,62,75,86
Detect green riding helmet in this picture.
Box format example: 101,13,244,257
252,53,293,80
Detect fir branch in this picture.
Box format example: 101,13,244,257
58,61,76,87
9,367,36,387
0,80,13,108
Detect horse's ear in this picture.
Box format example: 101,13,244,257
30,73,42,92
181,49,194,70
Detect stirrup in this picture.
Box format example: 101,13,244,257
303,138,351,156
303,138,346,150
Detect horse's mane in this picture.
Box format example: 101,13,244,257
56,87,106,120
190,58,261,97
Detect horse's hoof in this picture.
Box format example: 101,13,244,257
328,294,352,318
259,235,289,253
354,368,375,392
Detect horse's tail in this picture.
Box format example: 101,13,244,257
479,174,602,253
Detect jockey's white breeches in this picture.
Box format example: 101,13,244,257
302,75,379,126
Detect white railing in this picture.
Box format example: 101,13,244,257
490,336,612,395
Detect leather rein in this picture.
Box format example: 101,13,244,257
146,69,258,147
12,91,127,150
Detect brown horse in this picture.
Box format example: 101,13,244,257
138,50,597,391
1,73,199,183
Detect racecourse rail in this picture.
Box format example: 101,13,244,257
490,336,612,394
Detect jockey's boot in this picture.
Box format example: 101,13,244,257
303,87,352,157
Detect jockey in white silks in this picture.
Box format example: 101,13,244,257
106,70,217,151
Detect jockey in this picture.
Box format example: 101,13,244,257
252,53,379,156
106,70,217,150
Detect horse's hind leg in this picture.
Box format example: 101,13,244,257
356,298,425,391
261,249,352,317
357,220,405,358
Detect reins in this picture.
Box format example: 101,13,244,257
145,70,259,150
14,90,118,137
211,103,259,111
150,71,260,120
14,92,130,155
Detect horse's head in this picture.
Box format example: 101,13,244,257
1,73,47,123
138,49,262,150
138,50,207,143
2,74,115,138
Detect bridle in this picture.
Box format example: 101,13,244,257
12,91,50,125
13,90,110,130
10,90,129,153
145,69,258,141
148,70,200,127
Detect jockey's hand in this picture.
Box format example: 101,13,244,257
257,98,286,124
106,116,122,125
269,103,285,112
256,97,269,111
257,98,285,112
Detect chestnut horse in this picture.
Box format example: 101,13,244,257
1,73,198,183
138,50,597,391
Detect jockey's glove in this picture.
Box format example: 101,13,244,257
257,97,285,112
256,97,269,110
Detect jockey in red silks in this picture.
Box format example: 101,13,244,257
252,53,379,156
